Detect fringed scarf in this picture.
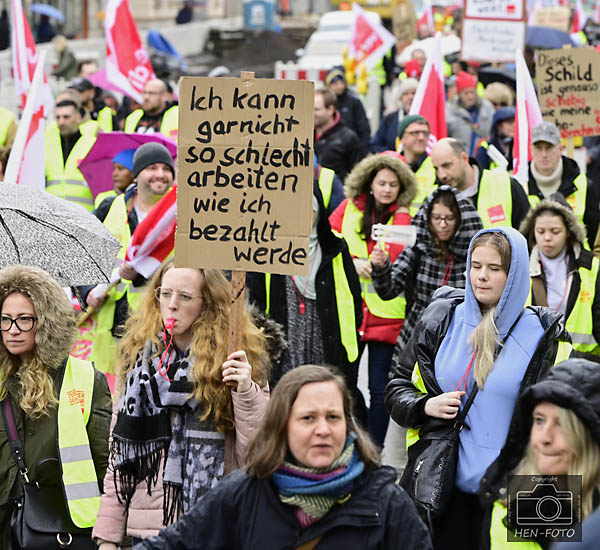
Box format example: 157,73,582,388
271,433,365,527
110,338,225,525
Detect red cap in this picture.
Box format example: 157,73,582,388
455,71,477,93
404,59,422,79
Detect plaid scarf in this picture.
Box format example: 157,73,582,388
110,337,225,525
272,434,364,527
372,185,483,353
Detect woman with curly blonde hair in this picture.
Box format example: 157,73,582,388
93,260,276,549
0,265,111,549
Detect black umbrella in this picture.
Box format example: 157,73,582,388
478,66,516,90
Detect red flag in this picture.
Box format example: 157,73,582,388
418,1,434,34
349,3,396,71
4,50,46,189
572,0,588,32
408,32,446,153
512,49,542,191
10,0,53,112
125,185,177,278
105,0,155,103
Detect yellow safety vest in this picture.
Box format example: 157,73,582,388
58,356,101,528
477,169,513,228
528,174,587,229
94,189,117,210
340,201,406,319
90,195,143,374
318,166,335,211
0,106,15,147
124,105,179,141
410,156,436,216
45,121,97,211
565,257,599,356
489,501,541,549
96,106,114,133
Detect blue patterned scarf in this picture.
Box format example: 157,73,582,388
272,433,364,527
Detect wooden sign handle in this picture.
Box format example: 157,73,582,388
241,71,255,79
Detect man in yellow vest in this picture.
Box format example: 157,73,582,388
82,143,175,375
45,99,98,211
396,114,436,215
123,78,178,141
528,121,600,249
431,137,530,229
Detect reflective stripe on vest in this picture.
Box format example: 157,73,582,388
331,253,359,362
265,273,271,316
410,156,436,216
318,167,335,211
45,122,97,211
565,257,599,355
0,107,14,146
124,106,179,141
528,174,587,229
489,501,541,549
479,142,498,170
477,169,513,228
340,201,406,319
96,107,113,133
58,356,100,528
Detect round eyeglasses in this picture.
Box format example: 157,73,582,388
154,287,202,304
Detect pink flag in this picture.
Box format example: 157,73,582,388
105,0,155,103
572,0,588,32
10,0,53,112
408,32,446,153
125,185,177,278
349,3,396,71
512,49,543,191
418,1,435,34
4,50,46,189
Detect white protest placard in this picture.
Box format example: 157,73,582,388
462,0,525,63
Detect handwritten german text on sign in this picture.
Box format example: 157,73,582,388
465,0,523,20
176,77,314,275
536,48,600,139
461,18,525,62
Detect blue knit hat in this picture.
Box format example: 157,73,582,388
112,148,136,172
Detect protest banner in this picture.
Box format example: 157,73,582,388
532,7,571,31
536,47,600,140
462,0,525,62
175,75,314,277
392,0,417,45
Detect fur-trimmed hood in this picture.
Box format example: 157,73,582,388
0,265,76,369
343,153,417,208
520,197,587,248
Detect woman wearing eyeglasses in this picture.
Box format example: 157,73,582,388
93,260,280,549
371,186,483,361
0,265,112,549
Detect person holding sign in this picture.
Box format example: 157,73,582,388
520,196,600,362
131,365,433,550
93,261,279,548
528,122,600,249
329,153,416,448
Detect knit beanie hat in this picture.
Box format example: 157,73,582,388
324,66,346,87
455,71,477,93
132,142,175,179
398,77,419,98
404,59,422,78
112,148,136,172
398,114,429,139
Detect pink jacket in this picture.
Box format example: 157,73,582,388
92,382,269,543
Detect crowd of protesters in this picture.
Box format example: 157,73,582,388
0,4,600,550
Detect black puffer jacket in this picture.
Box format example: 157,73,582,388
385,286,568,433
135,466,432,550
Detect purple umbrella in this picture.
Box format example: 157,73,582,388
79,132,178,198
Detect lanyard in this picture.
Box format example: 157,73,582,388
455,351,477,392
441,255,455,287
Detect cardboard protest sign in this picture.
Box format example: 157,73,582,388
536,47,600,139
461,0,525,62
532,7,570,31
392,0,417,44
176,76,314,276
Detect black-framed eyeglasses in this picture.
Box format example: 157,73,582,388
154,287,202,304
0,316,38,332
